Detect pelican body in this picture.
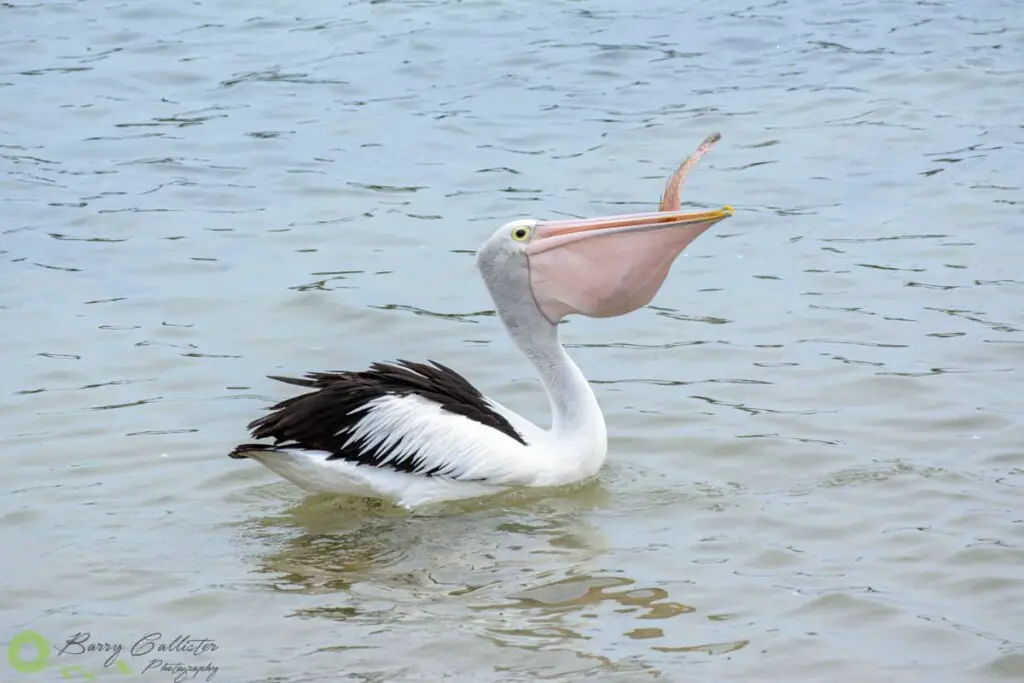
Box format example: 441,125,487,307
230,133,733,508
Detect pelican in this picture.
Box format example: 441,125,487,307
230,133,733,508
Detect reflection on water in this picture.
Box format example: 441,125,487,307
245,485,613,599
241,485,751,677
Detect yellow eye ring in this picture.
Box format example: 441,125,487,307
511,226,531,242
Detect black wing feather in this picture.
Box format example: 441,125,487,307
230,359,527,477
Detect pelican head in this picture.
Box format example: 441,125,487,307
476,205,733,326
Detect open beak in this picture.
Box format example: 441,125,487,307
524,206,734,323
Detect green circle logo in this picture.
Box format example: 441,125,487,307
8,630,50,674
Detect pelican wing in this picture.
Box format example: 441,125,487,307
230,360,529,480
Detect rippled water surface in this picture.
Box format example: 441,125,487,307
3,0,1023,681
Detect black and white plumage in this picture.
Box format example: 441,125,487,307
230,343,585,507
230,360,527,478
230,134,734,508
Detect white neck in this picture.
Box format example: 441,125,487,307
476,246,608,472
495,298,607,457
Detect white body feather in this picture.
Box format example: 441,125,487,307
242,393,606,509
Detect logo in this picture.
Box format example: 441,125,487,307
7,630,219,681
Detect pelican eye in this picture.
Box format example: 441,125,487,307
511,225,531,242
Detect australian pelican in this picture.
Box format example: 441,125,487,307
230,133,733,508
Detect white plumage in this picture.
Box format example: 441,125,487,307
241,393,605,508
232,349,608,508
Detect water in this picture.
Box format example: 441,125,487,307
2,0,1022,681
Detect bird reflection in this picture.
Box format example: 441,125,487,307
235,483,748,679
240,480,614,600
